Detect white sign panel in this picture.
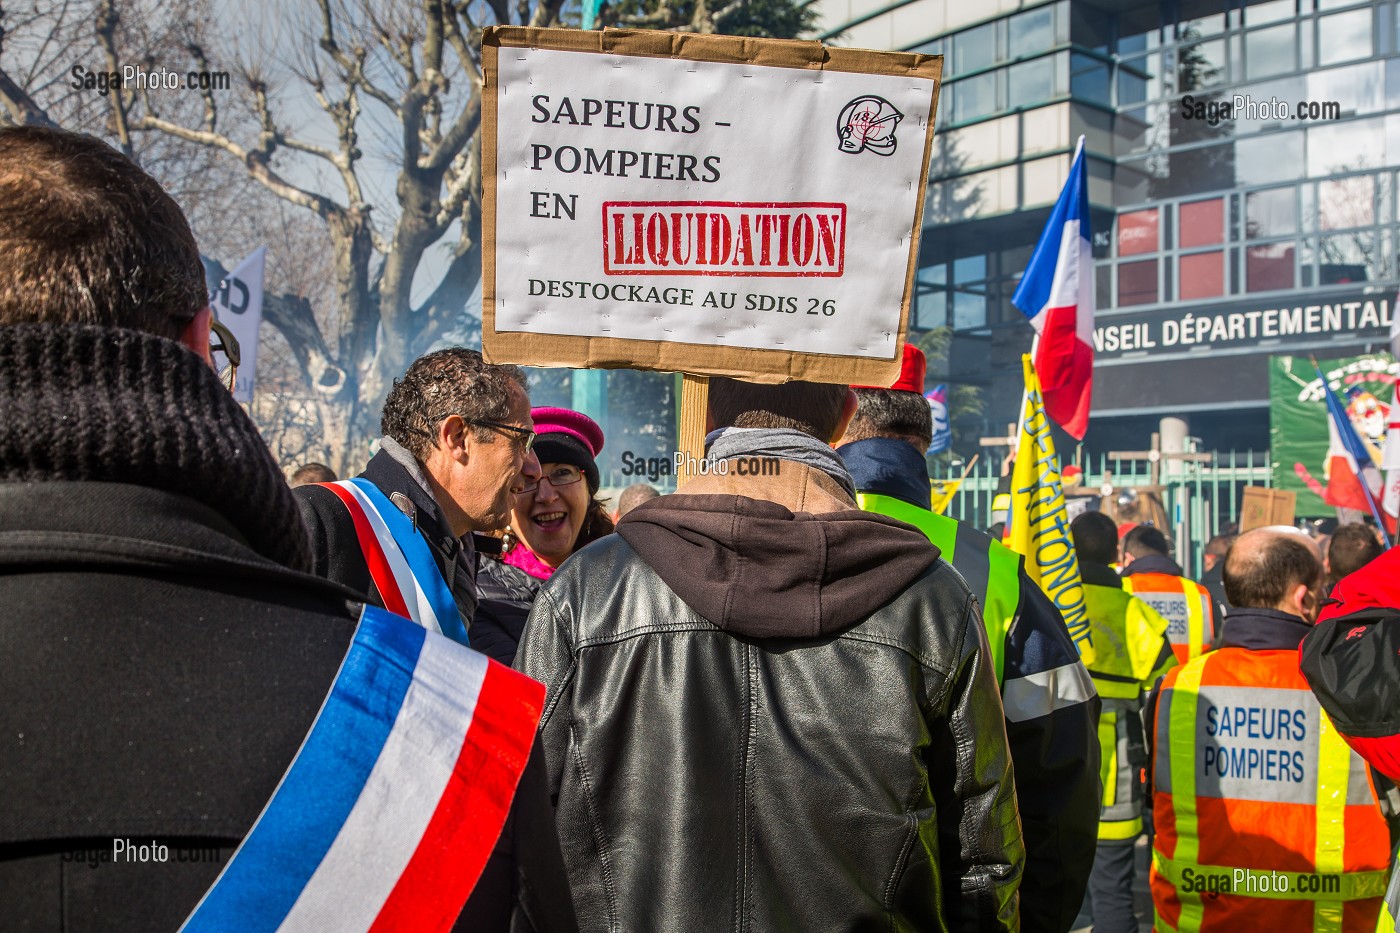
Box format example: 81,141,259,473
491,47,936,361
211,246,266,404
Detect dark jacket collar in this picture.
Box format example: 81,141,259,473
1079,560,1123,589
837,437,932,511
1219,607,1313,651
1122,552,1185,578
360,445,463,564
0,481,361,602
0,322,312,572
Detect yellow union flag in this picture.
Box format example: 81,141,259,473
1009,355,1094,663
929,479,962,515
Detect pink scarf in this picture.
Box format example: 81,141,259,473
504,543,555,580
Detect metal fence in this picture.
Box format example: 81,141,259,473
932,448,1275,578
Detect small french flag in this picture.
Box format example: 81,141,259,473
1318,362,1392,546
181,607,544,932
1012,136,1095,440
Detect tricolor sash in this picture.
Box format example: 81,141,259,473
180,605,545,933
321,478,469,646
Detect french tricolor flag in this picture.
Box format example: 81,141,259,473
181,607,544,932
1318,362,1392,546
1012,136,1095,440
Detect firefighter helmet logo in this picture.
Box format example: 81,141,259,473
837,96,903,156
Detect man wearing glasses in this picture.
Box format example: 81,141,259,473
294,347,542,643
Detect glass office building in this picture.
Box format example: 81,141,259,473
817,0,1399,452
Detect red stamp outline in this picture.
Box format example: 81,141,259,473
601,200,847,278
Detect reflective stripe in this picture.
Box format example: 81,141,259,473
1170,656,1210,932
1123,574,1213,661
1152,851,1389,902
856,492,1011,684
1100,816,1143,840
1001,662,1096,723
1315,710,1352,933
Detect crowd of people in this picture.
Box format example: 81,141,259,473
7,125,1400,933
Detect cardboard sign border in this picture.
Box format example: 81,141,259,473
481,26,942,385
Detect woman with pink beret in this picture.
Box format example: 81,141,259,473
474,407,613,665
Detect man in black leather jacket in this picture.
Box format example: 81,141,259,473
517,376,1023,932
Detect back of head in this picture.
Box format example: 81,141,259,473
1123,523,1171,561
290,463,338,487
842,388,933,452
0,126,309,572
381,348,527,459
1204,533,1235,561
707,377,849,441
617,483,660,518
0,126,205,338
1327,523,1384,585
1071,511,1119,566
1224,529,1323,610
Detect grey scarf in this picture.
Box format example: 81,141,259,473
704,427,857,499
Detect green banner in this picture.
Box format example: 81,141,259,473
1269,353,1397,514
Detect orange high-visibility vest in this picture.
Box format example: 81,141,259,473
1150,647,1391,933
1122,572,1214,664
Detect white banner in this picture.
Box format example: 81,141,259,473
212,246,266,403
491,47,936,360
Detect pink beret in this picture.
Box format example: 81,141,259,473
531,407,604,456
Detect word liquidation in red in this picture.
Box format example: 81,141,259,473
602,201,847,277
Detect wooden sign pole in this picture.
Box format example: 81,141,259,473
677,374,710,487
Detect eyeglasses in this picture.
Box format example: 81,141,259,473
514,464,583,496
210,318,240,394
440,416,536,452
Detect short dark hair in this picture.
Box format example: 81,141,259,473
1204,533,1236,560
843,387,933,451
1328,523,1383,586
1123,524,1171,560
290,462,338,487
1072,510,1119,565
708,377,848,441
1224,533,1322,609
381,348,527,459
0,126,206,339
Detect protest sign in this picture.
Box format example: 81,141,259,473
480,27,942,387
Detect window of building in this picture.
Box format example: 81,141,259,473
1118,258,1159,305
1071,3,1110,53
952,289,988,329
1010,56,1059,106
1096,264,1113,307
1118,58,1150,106
953,72,997,123
1180,251,1225,299
1318,9,1373,67
1246,241,1296,291
1179,197,1225,247
1309,61,1383,116
1246,187,1297,238
1176,39,1227,91
955,23,997,74
1245,0,1295,26
1319,175,1375,230
1308,117,1385,175
1009,5,1056,59
1119,208,1160,255
1245,23,1297,79
1237,132,1305,187
1319,232,1375,284
1071,52,1111,104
